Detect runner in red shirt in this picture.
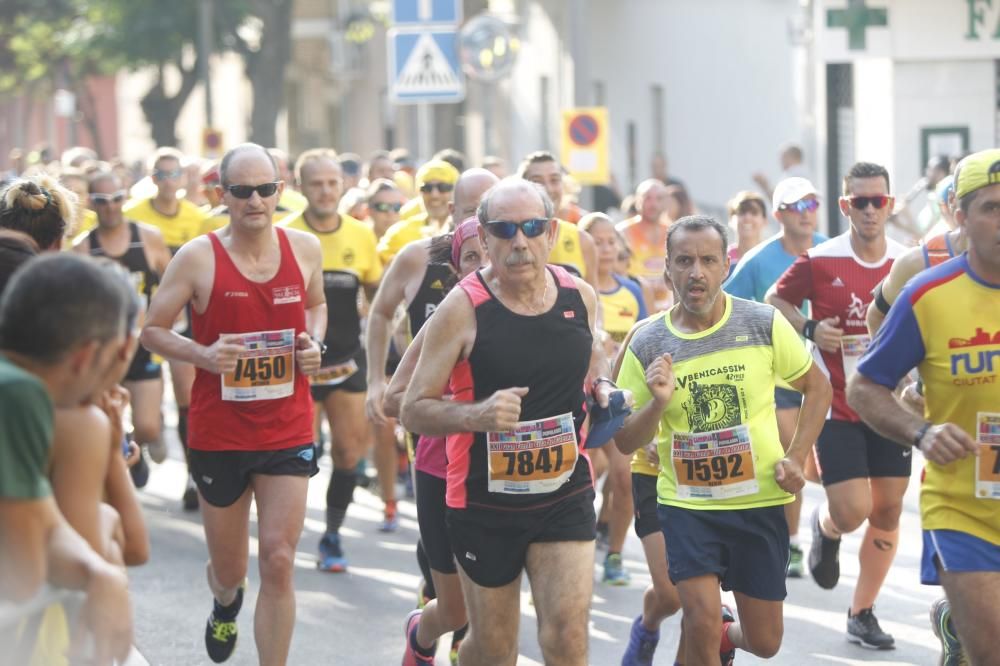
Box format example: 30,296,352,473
142,143,326,665
766,161,907,650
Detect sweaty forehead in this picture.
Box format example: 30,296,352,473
302,157,342,182
848,176,888,196
524,161,560,179
488,186,546,219
227,150,278,184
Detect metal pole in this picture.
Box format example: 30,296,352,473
199,0,214,127
482,81,493,156
417,102,432,161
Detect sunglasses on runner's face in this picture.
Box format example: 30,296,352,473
153,168,183,180
847,194,891,210
226,182,280,199
420,182,454,194
91,191,127,205
371,202,403,213
778,198,820,214
484,218,550,239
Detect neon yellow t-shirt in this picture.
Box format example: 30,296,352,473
549,219,587,278
377,212,448,264
123,197,207,249
617,295,812,510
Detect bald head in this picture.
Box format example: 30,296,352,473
635,178,668,223
476,177,554,225
453,168,501,221
220,143,278,187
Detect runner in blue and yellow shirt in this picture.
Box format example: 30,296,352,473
848,148,1000,666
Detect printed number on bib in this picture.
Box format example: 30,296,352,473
976,412,1000,499
672,424,759,500
312,358,359,387
221,328,295,402
487,412,578,495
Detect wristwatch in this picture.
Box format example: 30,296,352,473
310,335,328,356
592,376,617,394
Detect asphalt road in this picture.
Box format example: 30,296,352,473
127,431,943,666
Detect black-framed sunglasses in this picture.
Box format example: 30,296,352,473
484,218,550,239
153,168,183,180
420,182,454,194
226,182,280,199
847,194,890,210
371,202,403,213
91,190,128,205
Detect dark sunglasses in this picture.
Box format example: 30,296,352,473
484,218,549,239
778,198,820,214
848,194,890,210
91,190,127,205
226,182,280,199
420,182,454,194
153,168,183,180
371,202,403,213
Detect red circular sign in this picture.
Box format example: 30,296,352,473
569,114,599,147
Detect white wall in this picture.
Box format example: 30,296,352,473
585,0,803,212
893,59,996,190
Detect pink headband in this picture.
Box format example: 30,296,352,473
451,217,480,269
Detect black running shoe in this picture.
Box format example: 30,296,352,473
808,506,841,589
205,584,244,663
846,607,895,650
182,476,199,512
129,453,149,489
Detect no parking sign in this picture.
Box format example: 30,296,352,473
561,107,609,185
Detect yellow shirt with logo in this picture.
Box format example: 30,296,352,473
284,213,382,361
549,219,587,278
857,254,1000,546
123,197,208,249
617,295,812,510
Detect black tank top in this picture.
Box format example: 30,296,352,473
87,222,159,306
446,265,594,511
408,263,454,339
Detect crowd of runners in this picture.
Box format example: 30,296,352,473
0,138,996,666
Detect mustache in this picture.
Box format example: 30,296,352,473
686,280,708,291
505,251,535,267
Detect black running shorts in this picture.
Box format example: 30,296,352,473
658,503,789,601
189,442,319,507
416,470,456,574
446,488,596,588
631,472,660,539
814,419,912,486
124,346,162,382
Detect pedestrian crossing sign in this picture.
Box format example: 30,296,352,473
389,28,465,104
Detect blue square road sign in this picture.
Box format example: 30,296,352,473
392,0,462,26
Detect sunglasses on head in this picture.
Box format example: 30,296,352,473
847,194,891,210
778,198,820,214
226,182,280,199
153,168,183,180
371,202,403,213
484,218,549,239
91,190,127,205
420,182,454,194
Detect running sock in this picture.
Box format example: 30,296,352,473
325,467,357,534
177,406,190,464
852,524,898,613
409,621,436,658
789,534,800,547
385,498,398,517
213,591,242,621
819,504,843,539
416,540,437,600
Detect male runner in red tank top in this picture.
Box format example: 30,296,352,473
142,143,326,665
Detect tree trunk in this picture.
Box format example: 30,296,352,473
140,57,201,149
246,0,293,147
75,77,105,158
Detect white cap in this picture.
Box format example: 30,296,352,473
772,176,819,213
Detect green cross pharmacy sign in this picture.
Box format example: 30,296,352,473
827,0,888,50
